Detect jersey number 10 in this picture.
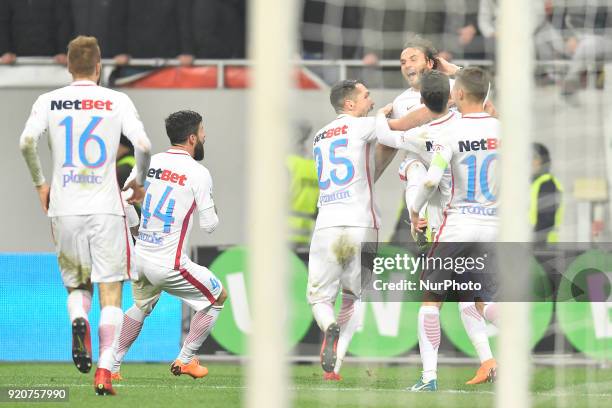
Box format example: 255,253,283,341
461,153,498,202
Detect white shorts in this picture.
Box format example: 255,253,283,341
51,214,132,287
434,222,498,243
132,255,223,313
307,226,378,305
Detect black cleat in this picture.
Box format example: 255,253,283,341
72,317,92,374
320,323,340,373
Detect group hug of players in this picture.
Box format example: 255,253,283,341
309,35,501,391
18,32,499,396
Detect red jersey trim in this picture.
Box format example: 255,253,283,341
164,149,191,156
365,143,378,229
174,200,197,270
179,268,216,304
430,112,455,127
462,114,492,119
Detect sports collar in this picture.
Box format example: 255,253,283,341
70,80,97,86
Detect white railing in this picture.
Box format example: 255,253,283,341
1,57,591,88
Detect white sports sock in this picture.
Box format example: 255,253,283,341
311,302,336,332
97,306,123,371
483,302,499,327
405,162,427,218
418,305,440,382
459,302,493,363
67,289,92,322
112,305,147,373
177,305,223,364
334,293,361,374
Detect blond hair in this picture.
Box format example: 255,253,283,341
67,36,101,77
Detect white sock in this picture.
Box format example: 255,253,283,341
112,305,147,373
459,302,493,363
97,306,123,371
177,305,223,364
334,294,361,374
418,305,440,382
405,162,427,218
311,302,336,332
67,290,92,322
483,303,499,327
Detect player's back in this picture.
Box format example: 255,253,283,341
135,149,212,270
441,113,500,226
313,114,379,230
28,81,142,217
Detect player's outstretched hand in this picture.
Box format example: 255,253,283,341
378,103,393,118
123,179,145,205
36,183,50,215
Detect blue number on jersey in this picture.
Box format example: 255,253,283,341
210,277,220,291
141,186,176,233
461,153,498,202
314,138,355,190
60,116,107,168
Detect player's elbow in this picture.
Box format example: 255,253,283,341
134,135,152,154
200,211,219,233
423,177,439,191
19,135,36,153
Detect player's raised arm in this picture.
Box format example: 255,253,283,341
120,96,152,202
388,105,433,131
194,168,219,233
375,104,404,148
19,95,50,213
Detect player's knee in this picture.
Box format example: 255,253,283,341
134,298,158,315
406,161,426,178
341,289,358,301
215,288,228,306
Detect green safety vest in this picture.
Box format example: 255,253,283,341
529,173,564,243
117,155,136,168
287,155,319,245
117,155,139,209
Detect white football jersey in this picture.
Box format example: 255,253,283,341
20,80,149,217
396,111,458,230
391,87,423,119
433,112,500,227
313,114,380,230
391,79,455,119
135,149,215,270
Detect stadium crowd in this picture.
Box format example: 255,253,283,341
0,0,247,64
1,0,610,65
